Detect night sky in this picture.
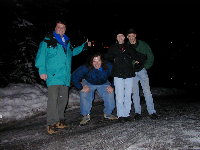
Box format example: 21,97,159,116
1,0,200,91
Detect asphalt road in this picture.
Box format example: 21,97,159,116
1,96,200,150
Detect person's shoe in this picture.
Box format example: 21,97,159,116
55,120,69,129
124,116,132,122
47,125,57,135
104,114,118,120
118,117,126,123
149,113,159,120
133,113,142,120
80,114,90,125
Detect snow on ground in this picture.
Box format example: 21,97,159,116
0,83,185,124
0,83,48,123
0,83,200,150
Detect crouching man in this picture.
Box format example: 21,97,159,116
71,53,117,125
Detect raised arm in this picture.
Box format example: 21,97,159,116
71,40,91,56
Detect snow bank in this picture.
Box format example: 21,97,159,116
0,84,102,124
0,83,185,124
0,83,47,123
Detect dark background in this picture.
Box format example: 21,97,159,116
0,0,199,92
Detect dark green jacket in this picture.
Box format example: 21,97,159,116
128,40,154,70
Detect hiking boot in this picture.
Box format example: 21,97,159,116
149,113,159,120
47,125,57,135
133,113,142,120
55,120,69,129
80,114,90,125
104,114,118,120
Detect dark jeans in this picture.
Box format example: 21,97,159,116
47,85,69,125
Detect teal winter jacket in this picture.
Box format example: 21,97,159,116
35,35,87,87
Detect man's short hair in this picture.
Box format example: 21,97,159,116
55,19,67,26
126,28,137,35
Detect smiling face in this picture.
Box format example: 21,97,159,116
116,34,125,44
92,56,102,69
55,23,66,36
127,33,137,44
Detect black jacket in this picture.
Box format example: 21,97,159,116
105,43,146,78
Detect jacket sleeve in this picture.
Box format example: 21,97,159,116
71,65,88,90
106,62,113,77
35,41,47,75
144,42,154,69
106,62,114,88
133,50,147,65
71,42,88,56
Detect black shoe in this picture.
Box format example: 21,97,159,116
118,117,126,123
133,113,142,120
149,113,159,120
124,116,132,122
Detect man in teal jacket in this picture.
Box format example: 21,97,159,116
35,20,91,134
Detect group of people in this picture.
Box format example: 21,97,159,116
35,20,158,135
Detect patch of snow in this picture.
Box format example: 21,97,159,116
0,83,47,123
0,83,186,124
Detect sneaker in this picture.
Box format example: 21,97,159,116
47,125,57,134
104,114,118,120
149,113,159,120
80,114,90,125
134,113,142,120
55,120,69,129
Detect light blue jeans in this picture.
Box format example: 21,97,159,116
114,77,134,117
132,68,156,115
80,80,115,116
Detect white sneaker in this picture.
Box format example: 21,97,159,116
80,114,90,125
104,114,118,120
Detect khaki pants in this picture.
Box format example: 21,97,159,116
47,85,69,125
